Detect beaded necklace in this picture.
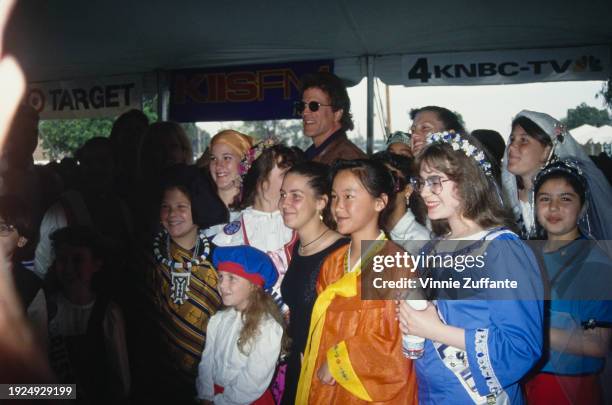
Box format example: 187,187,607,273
153,228,211,269
153,229,211,305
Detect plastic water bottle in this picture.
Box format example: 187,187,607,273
402,299,428,359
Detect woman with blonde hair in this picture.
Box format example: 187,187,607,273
202,130,253,237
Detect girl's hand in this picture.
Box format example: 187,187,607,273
316,360,336,385
398,300,442,340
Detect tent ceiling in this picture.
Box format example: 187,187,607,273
5,0,612,83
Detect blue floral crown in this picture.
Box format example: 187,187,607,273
426,131,493,177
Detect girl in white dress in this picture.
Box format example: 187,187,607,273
196,245,289,405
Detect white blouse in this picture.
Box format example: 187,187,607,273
390,210,431,254
196,308,283,405
213,207,293,253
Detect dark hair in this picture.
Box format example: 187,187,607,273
301,72,354,131
470,129,505,187
0,195,33,239
109,109,149,140
238,144,304,210
330,159,397,231
415,135,513,236
534,171,586,206
511,116,552,146
510,116,553,190
159,164,228,228
48,226,110,293
139,121,193,178
285,161,335,228
410,106,465,133
371,151,427,226
50,226,107,262
75,136,113,163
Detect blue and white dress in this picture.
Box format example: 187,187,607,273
541,236,612,375
415,228,544,404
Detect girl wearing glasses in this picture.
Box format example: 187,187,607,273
296,159,418,405
398,132,543,404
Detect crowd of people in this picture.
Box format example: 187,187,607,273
0,17,611,403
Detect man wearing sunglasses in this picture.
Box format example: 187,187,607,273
297,72,365,165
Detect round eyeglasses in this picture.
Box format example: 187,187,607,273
0,223,16,236
410,176,451,195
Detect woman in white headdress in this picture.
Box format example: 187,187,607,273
501,110,612,240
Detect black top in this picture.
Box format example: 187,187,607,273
280,236,349,405
12,261,42,309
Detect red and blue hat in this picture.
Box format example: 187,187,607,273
212,245,278,290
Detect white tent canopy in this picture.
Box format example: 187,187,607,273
571,124,612,144
6,0,612,83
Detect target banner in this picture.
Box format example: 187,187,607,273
25,75,142,119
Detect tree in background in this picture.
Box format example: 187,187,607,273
597,79,612,110
561,102,612,130
39,95,159,160
237,119,310,150
39,117,113,160
37,95,211,161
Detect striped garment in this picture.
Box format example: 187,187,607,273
148,239,221,384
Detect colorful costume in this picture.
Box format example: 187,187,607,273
416,228,543,404
296,234,418,404
525,237,612,404
197,245,283,405
147,236,221,393
213,206,297,314
196,308,282,405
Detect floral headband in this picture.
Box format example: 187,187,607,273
426,131,493,177
238,136,279,176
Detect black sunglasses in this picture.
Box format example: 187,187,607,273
294,100,333,114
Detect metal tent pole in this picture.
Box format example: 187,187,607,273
366,55,374,154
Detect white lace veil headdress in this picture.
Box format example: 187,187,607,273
501,110,612,240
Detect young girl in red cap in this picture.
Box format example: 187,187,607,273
196,245,289,405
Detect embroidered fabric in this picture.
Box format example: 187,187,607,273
475,328,502,396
